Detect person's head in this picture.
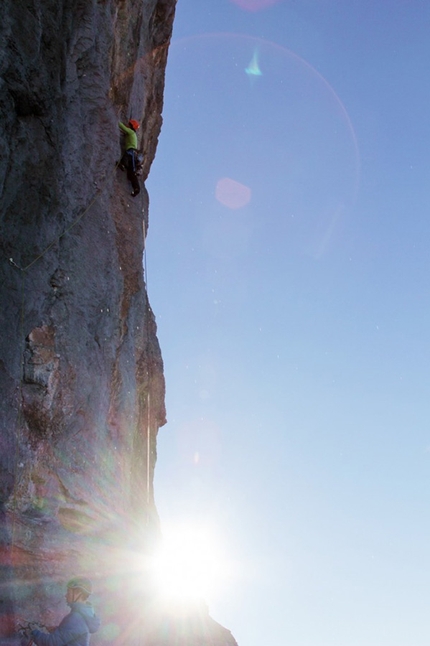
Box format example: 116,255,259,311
66,577,92,604
128,119,139,131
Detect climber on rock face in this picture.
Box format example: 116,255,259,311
118,119,141,197
31,577,100,646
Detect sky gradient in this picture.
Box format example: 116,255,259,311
146,2,430,645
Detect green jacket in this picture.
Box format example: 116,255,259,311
118,122,138,150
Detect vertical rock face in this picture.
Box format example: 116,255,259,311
0,0,174,641
0,3,239,645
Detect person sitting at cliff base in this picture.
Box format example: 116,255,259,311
31,577,100,646
118,119,141,197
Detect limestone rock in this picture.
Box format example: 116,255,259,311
0,0,173,641
0,2,238,644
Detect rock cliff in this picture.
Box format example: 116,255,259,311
0,1,236,645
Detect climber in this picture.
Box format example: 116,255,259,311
118,119,141,197
31,577,100,646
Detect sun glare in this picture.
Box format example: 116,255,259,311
150,524,230,604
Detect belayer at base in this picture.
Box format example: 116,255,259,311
31,577,100,646
118,119,141,197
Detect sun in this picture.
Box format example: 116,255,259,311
150,523,230,605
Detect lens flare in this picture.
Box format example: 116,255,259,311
245,49,263,78
162,33,360,258
216,177,251,209
150,524,230,604
230,0,281,12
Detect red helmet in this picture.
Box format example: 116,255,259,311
128,119,139,130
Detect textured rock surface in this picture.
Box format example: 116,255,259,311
0,2,239,644
1,0,167,642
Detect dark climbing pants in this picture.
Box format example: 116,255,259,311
121,149,140,196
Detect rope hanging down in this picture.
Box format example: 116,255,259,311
147,391,151,506
6,136,151,639
8,161,120,274
8,159,122,553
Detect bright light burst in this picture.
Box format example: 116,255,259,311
150,524,231,604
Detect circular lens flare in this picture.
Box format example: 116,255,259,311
159,33,359,262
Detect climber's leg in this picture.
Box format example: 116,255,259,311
126,151,140,196
118,151,128,171
130,173,140,197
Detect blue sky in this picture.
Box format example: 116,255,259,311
146,2,430,645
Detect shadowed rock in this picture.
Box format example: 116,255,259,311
0,0,173,641
0,2,239,644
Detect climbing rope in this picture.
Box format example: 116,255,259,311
147,391,151,506
5,110,150,639
7,159,122,563
143,240,151,509
8,162,120,274
144,245,148,288
6,153,155,583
